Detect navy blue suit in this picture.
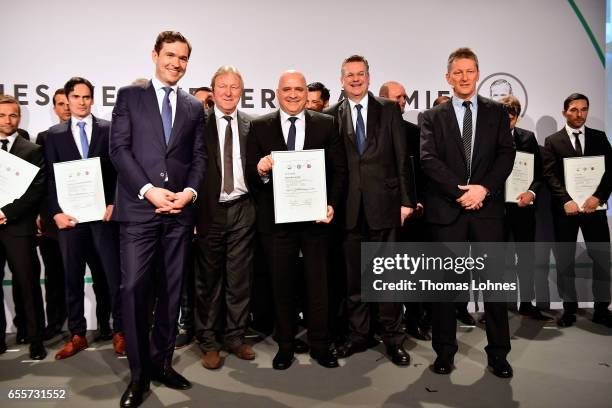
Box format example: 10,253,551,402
45,116,122,336
110,81,206,382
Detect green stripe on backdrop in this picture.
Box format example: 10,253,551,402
3,277,94,286
567,0,605,66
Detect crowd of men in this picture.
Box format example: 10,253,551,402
0,31,610,407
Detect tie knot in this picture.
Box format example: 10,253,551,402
223,115,232,123
0,139,8,146
462,100,472,108
288,117,298,124
163,86,173,96
572,131,582,136
77,121,86,129
356,104,363,111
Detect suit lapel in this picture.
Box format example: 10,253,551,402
472,96,489,167
559,129,578,157
365,93,380,155
62,119,83,160
8,134,27,156
167,89,187,152
143,82,166,149
205,109,221,173
274,111,288,150
339,99,357,149
303,110,315,150
237,111,250,170
442,101,466,166
88,115,101,158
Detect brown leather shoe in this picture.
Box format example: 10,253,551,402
231,343,256,360
113,332,126,355
55,334,88,360
201,351,222,369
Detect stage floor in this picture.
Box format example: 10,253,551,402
1,310,611,408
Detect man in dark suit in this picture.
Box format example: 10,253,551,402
420,48,515,378
379,80,432,341
0,95,47,359
45,77,124,360
499,96,551,321
110,31,206,407
194,65,256,370
246,70,347,370
542,93,612,328
325,55,415,366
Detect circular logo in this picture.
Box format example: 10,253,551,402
477,72,528,117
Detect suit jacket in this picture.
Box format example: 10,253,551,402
542,126,612,210
35,129,58,238
45,116,116,218
110,81,207,225
404,119,424,203
512,127,542,196
420,95,515,225
245,109,347,234
325,92,415,230
195,108,253,233
0,135,46,236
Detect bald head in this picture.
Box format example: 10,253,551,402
379,81,408,113
277,70,308,115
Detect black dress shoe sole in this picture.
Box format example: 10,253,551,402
488,365,513,378
272,360,294,370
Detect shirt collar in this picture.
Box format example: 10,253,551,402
452,94,478,110
152,77,179,94
279,108,305,123
348,94,369,111
565,123,585,137
214,106,237,121
0,132,17,144
71,114,93,128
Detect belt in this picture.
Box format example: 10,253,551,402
217,194,250,208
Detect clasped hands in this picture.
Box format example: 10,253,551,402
456,184,488,210
145,188,193,214
564,196,600,215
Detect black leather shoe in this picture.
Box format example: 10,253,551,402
151,367,191,390
456,310,476,325
42,325,63,341
432,356,454,375
94,326,113,342
16,330,27,345
174,330,194,349
336,340,368,358
29,341,47,360
519,303,554,321
310,350,339,368
557,312,576,327
488,356,513,378
405,325,431,341
272,350,294,370
387,345,410,366
592,310,612,328
294,338,309,354
120,381,150,408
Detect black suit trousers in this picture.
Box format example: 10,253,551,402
37,236,66,328
504,204,537,302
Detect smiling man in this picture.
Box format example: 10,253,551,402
246,70,347,370
110,31,206,408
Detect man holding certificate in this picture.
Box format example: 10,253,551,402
45,77,124,359
246,70,347,370
542,93,612,328
0,95,47,360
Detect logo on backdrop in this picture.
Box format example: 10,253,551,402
477,72,528,117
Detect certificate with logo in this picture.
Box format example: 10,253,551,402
563,155,607,210
271,149,327,224
505,151,534,203
53,157,107,223
0,149,41,208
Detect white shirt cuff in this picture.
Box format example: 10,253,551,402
139,183,154,199
184,187,198,202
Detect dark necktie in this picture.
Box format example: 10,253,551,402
462,101,473,177
223,116,234,194
355,104,366,155
572,131,583,156
77,121,89,158
287,117,298,150
0,139,8,151
161,87,173,145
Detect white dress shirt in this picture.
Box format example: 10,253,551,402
279,109,306,150
0,132,17,153
565,124,586,153
70,114,93,158
215,106,248,202
348,95,369,137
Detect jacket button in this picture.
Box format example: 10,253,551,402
160,172,165,177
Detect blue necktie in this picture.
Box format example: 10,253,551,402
462,101,472,178
287,117,298,150
355,104,366,155
77,121,89,158
162,87,173,145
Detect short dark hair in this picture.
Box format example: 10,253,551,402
0,94,21,115
307,82,330,103
52,89,66,106
154,31,192,58
433,95,450,107
499,95,521,117
341,54,369,76
193,86,212,94
563,93,589,111
64,77,94,99
447,47,479,72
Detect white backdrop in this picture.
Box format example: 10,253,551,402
2,0,607,330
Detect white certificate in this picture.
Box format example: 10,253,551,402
505,151,534,203
271,149,327,224
53,157,107,223
563,155,607,210
0,149,41,208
